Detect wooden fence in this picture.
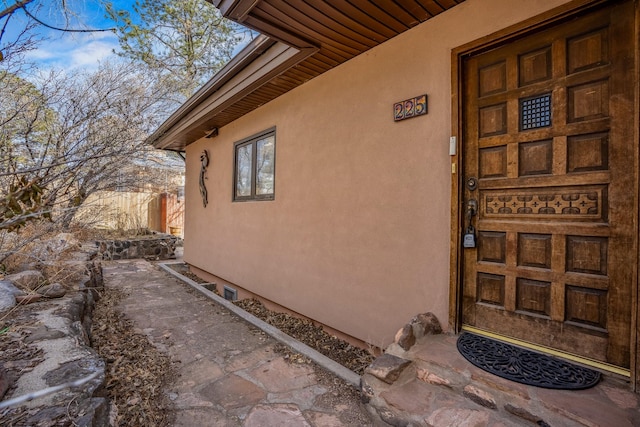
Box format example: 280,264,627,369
75,191,184,236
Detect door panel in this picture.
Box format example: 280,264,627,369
461,1,636,368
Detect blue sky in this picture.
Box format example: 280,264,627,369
1,0,133,70
3,0,250,72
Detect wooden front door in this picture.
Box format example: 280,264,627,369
461,1,636,369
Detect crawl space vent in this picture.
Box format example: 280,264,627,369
223,286,237,301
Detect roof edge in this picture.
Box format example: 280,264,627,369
217,0,258,21
147,34,276,149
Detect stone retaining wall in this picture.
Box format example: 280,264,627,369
96,235,178,260
0,257,109,426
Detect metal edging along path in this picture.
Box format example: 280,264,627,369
158,262,361,388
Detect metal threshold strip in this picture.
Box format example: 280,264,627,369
461,325,630,378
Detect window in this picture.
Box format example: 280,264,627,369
234,129,275,201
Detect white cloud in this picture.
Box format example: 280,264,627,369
25,31,121,71
69,39,118,67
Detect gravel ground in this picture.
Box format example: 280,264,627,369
234,298,375,375
168,263,376,375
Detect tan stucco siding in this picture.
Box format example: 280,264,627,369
184,0,572,347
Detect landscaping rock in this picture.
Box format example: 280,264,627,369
37,283,67,298
376,407,409,427
87,260,103,288
411,312,442,339
0,280,25,296
360,378,375,403
26,232,80,263
22,407,69,426
417,368,451,387
0,292,17,312
41,260,87,287
75,397,110,427
48,233,80,254
0,363,10,399
24,326,67,344
463,384,497,409
505,402,546,425
0,288,17,312
365,353,412,384
394,324,416,351
15,293,42,305
1,242,108,426
5,270,46,291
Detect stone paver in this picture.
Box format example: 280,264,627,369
244,404,310,426
104,258,640,427
366,332,640,426
103,260,372,426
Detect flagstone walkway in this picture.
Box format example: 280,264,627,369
103,259,373,426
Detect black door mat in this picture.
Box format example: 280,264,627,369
457,332,600,390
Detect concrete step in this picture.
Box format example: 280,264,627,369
362,334,640,427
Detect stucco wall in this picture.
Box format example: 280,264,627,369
183,0,571,347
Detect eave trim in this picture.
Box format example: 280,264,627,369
147,34,274,148
150,37,318,150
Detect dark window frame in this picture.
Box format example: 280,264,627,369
233,128,276,202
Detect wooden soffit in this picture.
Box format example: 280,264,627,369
150,0,465,150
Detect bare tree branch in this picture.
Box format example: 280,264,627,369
1,60,183,231
21,4,115,33
0,0,35,20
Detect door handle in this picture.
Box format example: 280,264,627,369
463,199,478,248
466,199,478,219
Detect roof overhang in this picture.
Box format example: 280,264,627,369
148,34,317,150
150,0,465,150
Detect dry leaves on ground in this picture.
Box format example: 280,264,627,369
0,305,48,426
91,287,175,427
167,263,376,375
234,298,375,375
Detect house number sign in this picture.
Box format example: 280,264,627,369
394,94,428,121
